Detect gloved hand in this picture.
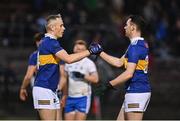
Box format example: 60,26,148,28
94,81,115,96
56,90,62,99
88,43,103,55
72,71,85,79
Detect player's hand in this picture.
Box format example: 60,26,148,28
57,89,63,99
19,88,28,101
60,95,67,108
88,43,103,55
72,71,85,79
94,81,115,96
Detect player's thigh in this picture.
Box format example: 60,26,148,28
117,105,125,120
75,111,87,120
56,109,61,120
125,112,143,120
65,111,76,120
38,109,56,120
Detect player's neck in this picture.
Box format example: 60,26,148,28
129,32,141,40
46,32,57,39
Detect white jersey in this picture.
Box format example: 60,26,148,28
65,57,97,97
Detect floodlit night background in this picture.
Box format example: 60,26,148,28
0,0,180,120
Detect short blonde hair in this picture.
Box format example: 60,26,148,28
45,14,62,30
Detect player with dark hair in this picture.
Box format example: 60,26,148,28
95,15,151,120
32,14,102,120
20,33,43,101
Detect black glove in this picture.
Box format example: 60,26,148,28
56,90,62,99
71,71,85,79
88,43,103,55
94,81,115,96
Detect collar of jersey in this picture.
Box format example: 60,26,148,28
130,37,144,44
45,33,57,39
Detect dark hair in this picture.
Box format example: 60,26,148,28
74,40,87,48
128,15,146,35
34,33,44,42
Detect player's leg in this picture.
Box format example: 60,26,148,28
75,95,91,120
32,87,60,120
124,92,151,120
38,109,56,120
64,96,76,120
65,111,76,120
75,111,87,120
55,93,62,120
125,112,143,120
55,109,61,120
117,104,125,120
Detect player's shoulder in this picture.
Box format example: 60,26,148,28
30,50,38,57
32,50,38,55
131,39,148,49
29,51,38,62
42,36,57,44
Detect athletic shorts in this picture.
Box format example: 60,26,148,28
32,86,60,109
64,95,91,114
122,92,151,112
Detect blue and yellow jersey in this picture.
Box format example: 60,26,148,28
28,51,38,66
34,34,63,92
123,37,151,93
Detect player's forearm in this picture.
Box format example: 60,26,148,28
110,71,133,86
62,81,68,96
68,50,90,63
66,50,90,64
100,52,124,67
59,77,67,90
21,77,31,89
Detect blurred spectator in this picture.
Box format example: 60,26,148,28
36,13,47,32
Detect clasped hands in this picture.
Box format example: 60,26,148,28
88,42,103,55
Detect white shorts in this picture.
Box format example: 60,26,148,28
122,92,151,112
32,87,60,109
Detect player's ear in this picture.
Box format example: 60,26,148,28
51,25,56,31
131,24,136,31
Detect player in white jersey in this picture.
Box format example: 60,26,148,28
63,39,99,120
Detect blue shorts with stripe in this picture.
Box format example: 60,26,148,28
64,95,91,114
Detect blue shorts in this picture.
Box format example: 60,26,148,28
64,95,91,114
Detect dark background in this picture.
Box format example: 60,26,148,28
0,0,180,120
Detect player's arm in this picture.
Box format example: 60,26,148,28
58,64,68,92
100,52,124,67
109,62,136,86
55,50,90,64
84,72,99,83
20,65,36,101
95,62,136,96
58,64,68,107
